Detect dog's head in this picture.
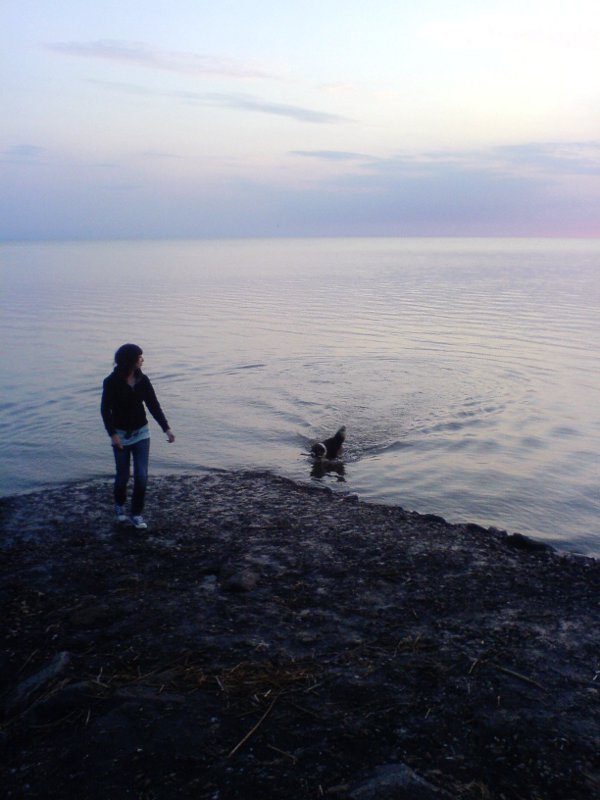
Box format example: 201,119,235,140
336,426,346,442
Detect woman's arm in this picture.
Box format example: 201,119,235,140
100,378,117,436
143,377,172,436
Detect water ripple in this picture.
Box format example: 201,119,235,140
1,238,599,554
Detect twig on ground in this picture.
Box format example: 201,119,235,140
18,649,40,675
228,694,279,758
267,744,297,763
492,664,546,692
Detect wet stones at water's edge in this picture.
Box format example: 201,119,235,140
1,471,599,800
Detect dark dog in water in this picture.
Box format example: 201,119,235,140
310,426,346,460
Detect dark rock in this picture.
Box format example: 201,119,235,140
114,573,143,587
506,532,554,552
220,568,260,592
421,513,448,526
69,603,115,627
4,651,71,714
348,763,453,799
30,681,96,724
114,686,186,704
343,493,360,503
464,522,489,535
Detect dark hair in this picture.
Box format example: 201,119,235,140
114,343,143,375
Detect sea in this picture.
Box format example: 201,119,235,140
1,238,599,555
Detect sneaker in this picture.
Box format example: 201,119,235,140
115,505,128,523
130,515,148,530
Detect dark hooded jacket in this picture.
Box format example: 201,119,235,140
101,369,170,438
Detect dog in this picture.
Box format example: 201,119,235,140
310,426,346,460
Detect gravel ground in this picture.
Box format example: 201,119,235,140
1,471,599,799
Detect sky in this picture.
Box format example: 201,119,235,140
1,0,600,239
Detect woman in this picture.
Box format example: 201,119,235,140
101,343,175,529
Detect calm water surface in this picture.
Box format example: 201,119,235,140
1,238,599,554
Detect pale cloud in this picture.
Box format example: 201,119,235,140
139,150,184,161
335,141,600,180
92,79,351,124
46,39,275,80
279,140,600,235
291,150,374,162
424,13,600,51
208,93,350,124
1,145,47,163
5,144,46,157
2,139,599,239
493,142,600,175
318,82,357,94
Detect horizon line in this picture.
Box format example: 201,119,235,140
3,233,600,245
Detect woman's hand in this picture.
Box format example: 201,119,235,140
111,434,123,450
166,429,176,443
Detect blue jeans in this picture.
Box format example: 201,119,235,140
113,437,150,515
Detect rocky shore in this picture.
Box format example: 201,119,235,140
1,471,599,799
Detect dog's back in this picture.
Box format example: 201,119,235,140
312,425,346,459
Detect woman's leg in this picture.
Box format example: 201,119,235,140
113,445,131,507
131,437,150,515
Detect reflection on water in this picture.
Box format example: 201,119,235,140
1,238,599,554
310,459,346,482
